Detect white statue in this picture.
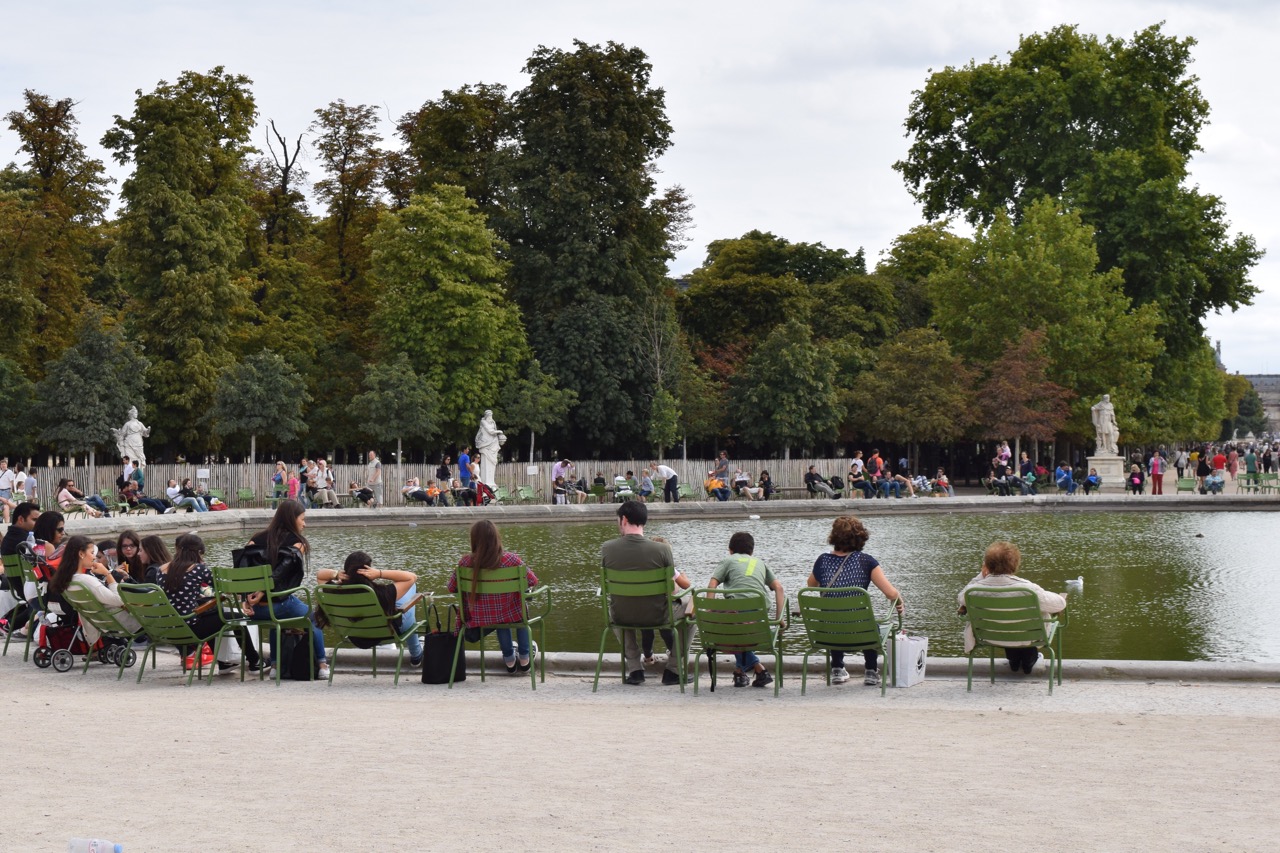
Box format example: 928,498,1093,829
1090,394,1120,456
112,405,151,467
474,409,506,487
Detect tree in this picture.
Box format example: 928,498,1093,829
368,186,528,439
499,40,676,450
34,312,149,465
730,320,842,456
646,387,680,458
974,330,1073,443
1,91,111,377
873,222,967,331
1226,380,1269,440
894,23,1261,356
102,67,257,451
0,357,37,455
927,198,1162,441
209,352,310,462
352,353,440,485
846,328,975,446
497,358,578,462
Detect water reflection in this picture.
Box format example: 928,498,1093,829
200,511,1280,661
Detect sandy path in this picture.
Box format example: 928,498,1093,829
9,658,1279,852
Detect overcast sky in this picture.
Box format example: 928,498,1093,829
4,0,1275,372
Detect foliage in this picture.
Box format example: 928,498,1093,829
675,349,725,445
0,356,37,454
210,351,310,449
102,66,257,450
497,358,578,443
1131,343,1225,442
34,311,148,453
499,40,674,449
368,186,528,439
1226,380,1269,440
647,388,680,456
894,23,1260,355
928,198,1162,440
730,320,842,453
974,329,1073,442
873,222,967,331
846,328,975,444
352,352,439,445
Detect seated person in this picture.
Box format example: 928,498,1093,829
316,551,423,666
888,467,917,498
991,467,1012,496
166,478,209,512
157,533,263,672
757,470,777,500
1201,471,1225,494
637,469,655,499
447,520,537,674
957,540,1066,674
46,535,142,646
613,473,634,501
1019,470,1038,496
56,478,108,517
348,481,375,507
708,532,784,689
872,470,901,499
704,473,731,502
451,478,477,507
119,479,168,514
402,477,432,503
733,469,762,501
847,467,875,499
1054,463,1076,495
804,466,837,499
1082,468,1102,495
930,468,954,497
424,479,447,506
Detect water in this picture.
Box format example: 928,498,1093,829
199,511,1280,661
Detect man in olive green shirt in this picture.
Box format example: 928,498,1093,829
708,531,785,688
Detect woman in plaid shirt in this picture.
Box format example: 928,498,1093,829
447,520,537,674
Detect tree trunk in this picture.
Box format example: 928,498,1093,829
784,446,791,461
250,434,257,465
88,449,95,496
529,431,536,464
682,436,687,462
1014,436,1021,472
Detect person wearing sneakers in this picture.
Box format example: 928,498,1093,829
957,541,1066,674
806,515,904,686
708,532,785,689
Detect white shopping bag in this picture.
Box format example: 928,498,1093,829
889,631,928,687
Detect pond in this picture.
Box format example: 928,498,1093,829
199,511,1280,661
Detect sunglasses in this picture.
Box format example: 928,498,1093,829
55,526,65,533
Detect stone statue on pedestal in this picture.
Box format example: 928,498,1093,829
474,409,506,487
112,406,151,467
1091,394,1120,457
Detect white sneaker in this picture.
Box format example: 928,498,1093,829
830,666,850,684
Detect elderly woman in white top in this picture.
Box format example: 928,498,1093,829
957,541,1066,674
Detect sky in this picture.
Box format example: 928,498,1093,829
3,0,1275,373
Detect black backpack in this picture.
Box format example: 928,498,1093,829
281,630,318,681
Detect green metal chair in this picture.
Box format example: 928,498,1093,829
516,484,538,504
316,585,425,686
236,488,256,506
449,564,551,690
211,564,314,686
690,587,787,697
796,586,900,696
1258,472,1278,495
117,583,232,686
593,565,692,693
964,586,1065,695
589,483,608,503
59,582,146,678
494,486,515,505
677,483,697,501
2,553,38,660
1175,477,1197,493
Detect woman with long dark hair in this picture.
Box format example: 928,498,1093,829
158,533,262,672
446,520,537,674
47,535,140,644
135,535,171,584
116,529,143,581
245,499,327,678
32,511,66,565
316,551,423,665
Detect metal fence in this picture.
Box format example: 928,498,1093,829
25,457,852,508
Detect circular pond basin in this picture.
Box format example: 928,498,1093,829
200,511,1279,661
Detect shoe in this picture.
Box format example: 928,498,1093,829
830,666,850,684
409,654,423,667
317,663,331,680
505,659,518,675
250,660,271,675
164,507,175,514
518,658,531,673
752,669,774,688
863,669,881,686
1022,652,1041,674
732,670,751,688
625,670,645,685
217,661,238,672
661,669,684,686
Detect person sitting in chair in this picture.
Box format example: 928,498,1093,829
804,466,837,499
957,541,1066,674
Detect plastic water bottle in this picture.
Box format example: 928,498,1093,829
26,530,35,550
68,840,123,853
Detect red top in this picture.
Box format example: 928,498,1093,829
1212,453,1227,470
447,551,537,626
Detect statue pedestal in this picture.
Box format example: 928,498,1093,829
1087,455,1126,491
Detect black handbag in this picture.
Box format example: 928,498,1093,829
421,603,466,684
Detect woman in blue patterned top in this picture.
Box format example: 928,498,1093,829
806,515,904,687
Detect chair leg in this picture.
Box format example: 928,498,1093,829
392,646,402,686
966,653,974,692
593,627,609,693
448,630,464,688
801,650,810,695
988,648,995,684
538,621,547,685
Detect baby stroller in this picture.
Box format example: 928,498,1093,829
31,601,91,672
473,481,497,506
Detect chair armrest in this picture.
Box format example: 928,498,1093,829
191,598,219,616
525,584,552,618
673,587,693,600
396,592,427,615
769,596,790,626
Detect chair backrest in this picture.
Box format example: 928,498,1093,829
1,554,23,589
516,485,535,501
316,585,397,643
797,586,885,652
692,588,774,652
61,583,139,639
964,587,1049,647
117,583,203,645
589,484,607,499
600,565,680,627
211,563,274,597
455,562,526,596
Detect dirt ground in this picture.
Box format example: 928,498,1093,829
6,651,1279,853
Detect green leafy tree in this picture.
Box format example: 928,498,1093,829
368,186,528,439
927,198,1162,441
894,23,1261,356
730,319,842,456
675,349,724,447
499,40,675,450
352,352,440,484
34,312,149,464
846,328,975,447
1132,341,1224,442
210,351,310,462
1227,381,1269,440
874,222,967,331
646,387,681,458
0,357,37,455
102,67,257,451
1,91,112,377
497,358,578,462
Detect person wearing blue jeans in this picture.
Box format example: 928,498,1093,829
1055,463,1077,495
708,532,785,689
876,476,901,498
316,555,423,664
